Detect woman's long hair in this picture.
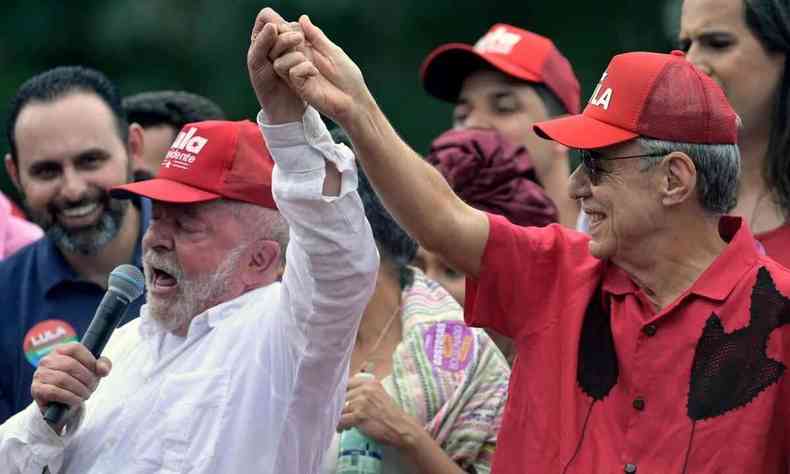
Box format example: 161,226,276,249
745,0,790,215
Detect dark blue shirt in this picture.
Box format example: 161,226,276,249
0,197,150,423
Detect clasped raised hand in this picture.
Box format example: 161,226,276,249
247,8,307,124
258,12,373,130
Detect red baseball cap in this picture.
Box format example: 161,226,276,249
533,51,738,149
420,23,581,114
111,120,277,209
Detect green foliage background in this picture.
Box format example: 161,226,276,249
0,0,679,204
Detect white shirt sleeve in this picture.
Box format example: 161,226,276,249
258,106,379,474
0,403,77,474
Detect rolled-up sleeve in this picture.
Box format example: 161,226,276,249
0,403,76,474
258,106,378,474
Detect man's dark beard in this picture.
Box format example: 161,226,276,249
26,187,130,256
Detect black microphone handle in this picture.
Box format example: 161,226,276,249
43,291,130,426
80,291,130,358
42,402,69,427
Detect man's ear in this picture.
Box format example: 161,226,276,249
243,239,282,287
4,154,22,191
127,123,145,171
661,152,696,207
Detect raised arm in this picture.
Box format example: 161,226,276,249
247,10,380,473
270,13,490,278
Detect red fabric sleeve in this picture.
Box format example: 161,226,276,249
464,213,601,343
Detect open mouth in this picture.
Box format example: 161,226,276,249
56,201,102,227
586,210,607,229
152,268,178,289
61,201,98,217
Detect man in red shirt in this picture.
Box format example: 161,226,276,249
262,10,790,473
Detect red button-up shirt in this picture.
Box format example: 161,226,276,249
467,214,789,473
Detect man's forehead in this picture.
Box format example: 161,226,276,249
14,92,124,164
457,70,538,102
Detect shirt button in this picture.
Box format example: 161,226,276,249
624,463,637,473
642,324,657,336
632,397,646,411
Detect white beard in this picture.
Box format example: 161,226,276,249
143,247,244,333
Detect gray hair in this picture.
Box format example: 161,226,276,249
636,138,741,214
222,200,289,264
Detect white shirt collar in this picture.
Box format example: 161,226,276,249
137,283,278,339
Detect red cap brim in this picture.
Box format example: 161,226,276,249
111,178,221,204
533,114,638,149
421,43,541,102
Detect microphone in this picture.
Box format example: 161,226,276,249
43,264,145,426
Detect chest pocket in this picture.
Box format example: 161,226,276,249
136,368,231,473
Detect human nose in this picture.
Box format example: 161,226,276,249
685,43,711,76
60,166,88,202
142,214,174,252
569,164,592,201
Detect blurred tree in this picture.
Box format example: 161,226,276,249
0,0,675,204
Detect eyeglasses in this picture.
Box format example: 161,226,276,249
578,149,666,185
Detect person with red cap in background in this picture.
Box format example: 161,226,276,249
414,25,576,363
0,8,378,474
420,24,580,229
263,9,790,471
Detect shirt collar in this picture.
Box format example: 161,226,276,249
138,283,278,339
685,216,759,301
201,284,276,329
36,236,79,295
39,196,150,295
602,216,758,301
601,262,636,296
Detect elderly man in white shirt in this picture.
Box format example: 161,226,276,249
0,8,378,474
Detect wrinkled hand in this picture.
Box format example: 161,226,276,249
247,7,306,123
270,14,372,129
31,343,111,430
338,373,420,448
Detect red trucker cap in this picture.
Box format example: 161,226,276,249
533,51,738,149
420,23,581,114
112,120,277,209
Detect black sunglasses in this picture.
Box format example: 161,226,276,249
578,150,666,185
